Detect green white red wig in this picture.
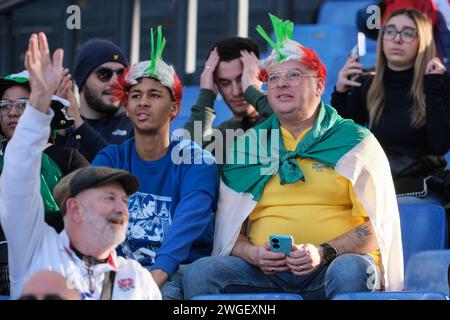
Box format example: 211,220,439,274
112,26,182,108
256,13,327,85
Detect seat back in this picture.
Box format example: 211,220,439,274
318,0,374,27
398,204,448,269
405,250,450,296
332,291,448,300
191,293,303,300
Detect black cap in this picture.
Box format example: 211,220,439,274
53,166,139,215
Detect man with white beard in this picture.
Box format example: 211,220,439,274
0,32,161,300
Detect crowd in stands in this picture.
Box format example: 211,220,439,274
0,2,449,300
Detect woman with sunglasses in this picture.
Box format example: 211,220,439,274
332,9,450,204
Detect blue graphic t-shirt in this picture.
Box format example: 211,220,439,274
92,137,218,277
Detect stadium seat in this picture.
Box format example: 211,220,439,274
404,250,450,296
179,86,200,118
191,293,303,300
212,93,232,127
0,295,10,300
290,24,358,67
332,291,448,300
318,0,374,27
398,204,448,269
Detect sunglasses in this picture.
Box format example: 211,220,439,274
95,67,125,82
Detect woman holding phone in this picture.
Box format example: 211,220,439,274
331,8,450,204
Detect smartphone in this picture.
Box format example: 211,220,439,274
269,234,293,255
347,45,360,81
347,32,366,81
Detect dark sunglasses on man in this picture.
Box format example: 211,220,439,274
95,67,125,83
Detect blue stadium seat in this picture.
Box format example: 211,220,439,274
179,86,200,118
0,295,10,300
212,93,232,127
332,291,448,300
191,293,303,300
365,38,378,54
318,0,374,27
290,24,358,68
170,115,190,137
405,250,450,296
398,204,448,269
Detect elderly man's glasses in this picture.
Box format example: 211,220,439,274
266,69,316,89
382,25,418,43
0,99,28,115
95,67,125,82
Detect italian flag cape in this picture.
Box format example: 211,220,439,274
213,102,404,291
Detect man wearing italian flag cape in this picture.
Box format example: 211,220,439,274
184,14,403,299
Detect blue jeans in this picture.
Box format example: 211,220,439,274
183,254,380,300
151,264,188,300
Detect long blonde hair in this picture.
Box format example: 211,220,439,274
367,9,436,128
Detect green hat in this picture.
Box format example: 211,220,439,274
0,71,74,129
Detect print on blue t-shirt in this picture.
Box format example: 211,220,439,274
121,192,172,266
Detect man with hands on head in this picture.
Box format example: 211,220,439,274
0,32,160,300
184,37,273,158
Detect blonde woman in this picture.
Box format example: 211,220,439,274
332,9,450,204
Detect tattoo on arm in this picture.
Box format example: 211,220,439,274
356,225,371,241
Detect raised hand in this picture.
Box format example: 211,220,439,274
425,57,447,75
55,69,83,129
335,56,363,93
25,32,64,112
240,50,261,91
55,68,72,99
200,47,220,93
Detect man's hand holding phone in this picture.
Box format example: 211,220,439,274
253,239,290,276
286,244,324,276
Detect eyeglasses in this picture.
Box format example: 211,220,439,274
266,69,316,89
0,99,28,115
18,294,64,300
382,25,418,43
95,67,125,82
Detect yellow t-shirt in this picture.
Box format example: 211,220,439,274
248,126,380,265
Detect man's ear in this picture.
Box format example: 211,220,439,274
124,101,129,117
65,197,82,222
170,102,180,118
316,78,325,97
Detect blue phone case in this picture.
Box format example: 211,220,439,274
269,234,293,255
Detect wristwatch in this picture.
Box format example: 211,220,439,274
320,242,337,264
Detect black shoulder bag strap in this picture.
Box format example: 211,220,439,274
100,271,116,300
